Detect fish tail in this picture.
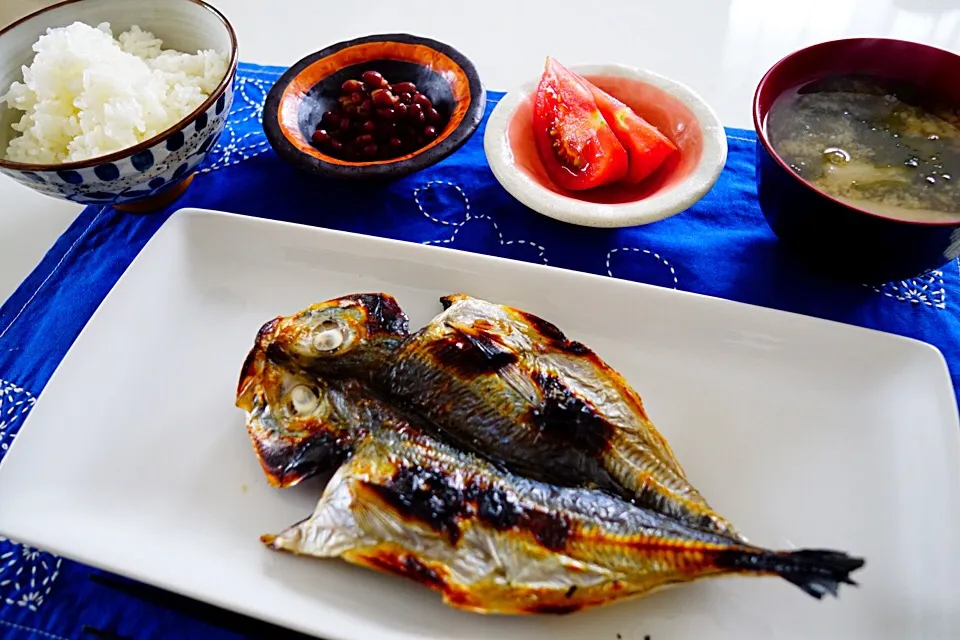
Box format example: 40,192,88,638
715,548,865,599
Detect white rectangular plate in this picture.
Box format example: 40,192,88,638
1,208,959,640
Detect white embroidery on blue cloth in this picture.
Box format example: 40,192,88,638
414,180,470,226
0,534,64,613
0,379,36,457
414,181,549,264
865,270,946,309
727,135,756,143
198,75,270,174
606,247,679,289
0,208,105,341
0,380,61,614
425,214,549,265
0,619,70,640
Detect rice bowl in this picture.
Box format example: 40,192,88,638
0,0,238,211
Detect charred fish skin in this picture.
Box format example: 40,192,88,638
377,294,743,541
263,422,865,615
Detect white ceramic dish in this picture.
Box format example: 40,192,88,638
0,208,958,640
484,63,728,228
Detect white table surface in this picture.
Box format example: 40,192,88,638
1,0,959,303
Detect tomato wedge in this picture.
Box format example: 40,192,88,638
533,57,628,191
576,75,679,185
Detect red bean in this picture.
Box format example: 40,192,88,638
413,93,432,108
375,107,395,120
341,79,364,93
355,134,375,145
362,144,379,157
389,137,403,148
371,89,398,107
338,118,352,132
394,103,408,119
399,92,414,105
362,120,377,133
330,139,343,152
361,70,386,88
312,129,331,145
408,103,426,125
392,81,417,94
322,110,340,127
423,126,437,139
357,99,372,117
426,107,441,123
351,92,365,105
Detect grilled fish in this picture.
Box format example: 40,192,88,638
236,293,411,487
260,292,741,540
262,411,864,615
239,300,865,614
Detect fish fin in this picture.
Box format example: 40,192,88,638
716,548,865,599
440,294,470,310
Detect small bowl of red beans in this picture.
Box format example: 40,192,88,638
263,33,485,180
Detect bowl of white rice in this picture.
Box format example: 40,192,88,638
0,0,237,211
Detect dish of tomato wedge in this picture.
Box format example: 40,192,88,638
532,58,678,192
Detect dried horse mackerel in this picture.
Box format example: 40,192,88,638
236,293,865,614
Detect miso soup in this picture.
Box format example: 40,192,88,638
766,73,960,223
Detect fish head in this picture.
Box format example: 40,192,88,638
261,293,409,377
237,333,363,488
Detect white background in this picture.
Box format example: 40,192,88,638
1,0,959,302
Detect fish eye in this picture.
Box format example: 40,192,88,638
289,384,320,416
313,319,343,352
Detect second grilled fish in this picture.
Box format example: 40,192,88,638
263,409,864,614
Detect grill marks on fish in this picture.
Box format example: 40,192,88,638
369,464,571,551
515,309,590,356
252,423,351,488
355,293,410,337
362,552,446,590
422,323,519,377
530,371,614,460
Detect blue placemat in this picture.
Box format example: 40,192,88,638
1,62,958,640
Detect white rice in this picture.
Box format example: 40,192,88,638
1,21,228,164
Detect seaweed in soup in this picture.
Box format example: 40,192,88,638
766,73,960,222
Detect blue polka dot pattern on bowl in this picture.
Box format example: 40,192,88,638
94,163,120,181
131,150,154,172
166,131,185,152
57,170,83,185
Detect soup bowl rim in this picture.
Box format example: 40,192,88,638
753,36,960,229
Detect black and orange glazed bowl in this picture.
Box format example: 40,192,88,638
263,33,485,181
754,38,960,283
